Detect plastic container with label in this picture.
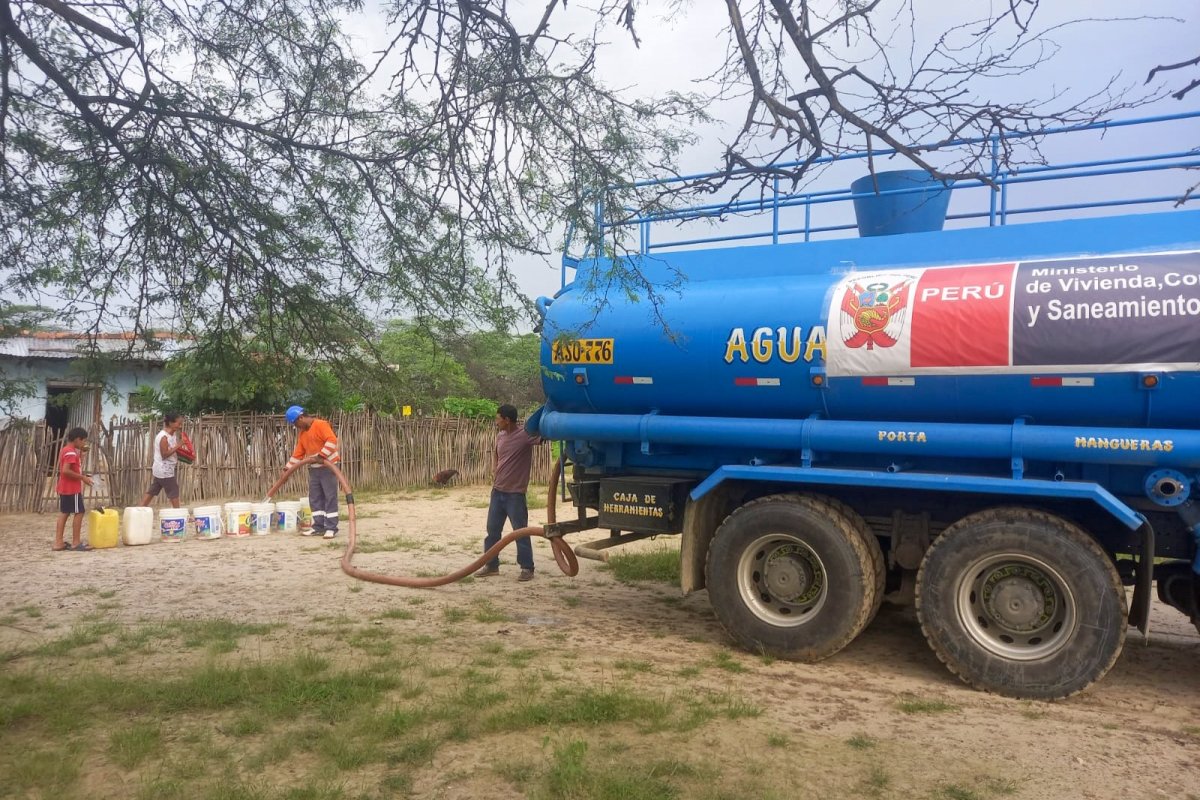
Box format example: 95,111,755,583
160,508,189,542
251,502,274,535
224,502,253,537
298,497,313,531
274,501,301,533
193,505,223,540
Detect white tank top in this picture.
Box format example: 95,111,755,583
152,430,178,478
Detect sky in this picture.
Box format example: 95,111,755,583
339,0,1200,310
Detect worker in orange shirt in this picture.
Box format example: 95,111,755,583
280,406,341,539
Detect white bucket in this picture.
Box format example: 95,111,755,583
251,502,274,535
160,508,189,542
193,505,223,540
224,502,253,537
274,501,301,533
121,506,154,546
298,497,312,531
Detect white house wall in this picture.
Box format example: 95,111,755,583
1,361,167,424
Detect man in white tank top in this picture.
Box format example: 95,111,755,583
140,412,185,508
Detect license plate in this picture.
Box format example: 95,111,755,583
551,338,613,364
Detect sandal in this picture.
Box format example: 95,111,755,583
52,544,73,552
73,544,92,552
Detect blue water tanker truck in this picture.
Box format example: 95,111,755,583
532,112,1200,700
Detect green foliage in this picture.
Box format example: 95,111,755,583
441,397,498,419
606,548,681,584
0,303,53,416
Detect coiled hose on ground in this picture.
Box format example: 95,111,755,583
265,455,578,587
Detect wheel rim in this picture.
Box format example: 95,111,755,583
736,533,828,626
955,553,1077,661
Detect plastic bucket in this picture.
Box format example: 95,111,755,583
121,506,154,546
298,498,312,531
251,502,274,535
160,508,189,542
274,501,301,533
224,502,253,537
193,505,223,540
850,170,953,237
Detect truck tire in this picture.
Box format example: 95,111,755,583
706,493,884,662
916,508,1126,700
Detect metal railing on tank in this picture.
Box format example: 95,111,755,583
560,110,1200,284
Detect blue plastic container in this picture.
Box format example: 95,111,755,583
851,170,952,237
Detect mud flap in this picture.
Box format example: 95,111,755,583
1127,516,1154,641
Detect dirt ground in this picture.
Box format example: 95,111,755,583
1,485,1199,799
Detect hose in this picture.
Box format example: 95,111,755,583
265,455,578,588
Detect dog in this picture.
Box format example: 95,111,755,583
432,468,460,487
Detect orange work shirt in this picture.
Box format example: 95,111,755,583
289,418,339,465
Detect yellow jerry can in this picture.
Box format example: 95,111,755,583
88,507,120,549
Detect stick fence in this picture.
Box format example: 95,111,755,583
0,413,554,513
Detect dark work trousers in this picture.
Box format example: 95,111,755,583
308,467,340,533
484,488,532,570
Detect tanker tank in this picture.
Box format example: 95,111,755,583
540,210,1200,429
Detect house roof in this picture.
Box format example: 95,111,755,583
0,331,189,362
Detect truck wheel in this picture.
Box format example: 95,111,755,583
706,493,884,662
916,508,1126,700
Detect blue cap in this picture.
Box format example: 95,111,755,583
285,405,305,425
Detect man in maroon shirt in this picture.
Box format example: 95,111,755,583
475,404,543,581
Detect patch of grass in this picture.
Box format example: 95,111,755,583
472,600,511,623
98,589,118,599
606,548,680,584
226,715,267,737
14,605,42,619
379,608,415,620
110,722,163,769
485,686,672,733
66,586,100,597
986,778,1019,795
938,785,981,800
896,696,958,715
442,607,468,624
389,735,440,765
563,595,582,608
755,645,777,666
355,535,424,554
711,650,748,674
614,659,653,674
5,745,83,797
505,648,538,668
860,765,890,797
169,619,280,653
348,585,363,593
1182,725,1200,739
1019,701,1049,720
537,739,695,800
676,665,702,678
345,627,395,657
405,597,427,606
526,491,548,510
35,620,120,656
847,734,876,750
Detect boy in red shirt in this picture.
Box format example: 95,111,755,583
54,427,95,551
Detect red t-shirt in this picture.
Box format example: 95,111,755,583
56,444,83,494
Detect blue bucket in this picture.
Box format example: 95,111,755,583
850,170,953,237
